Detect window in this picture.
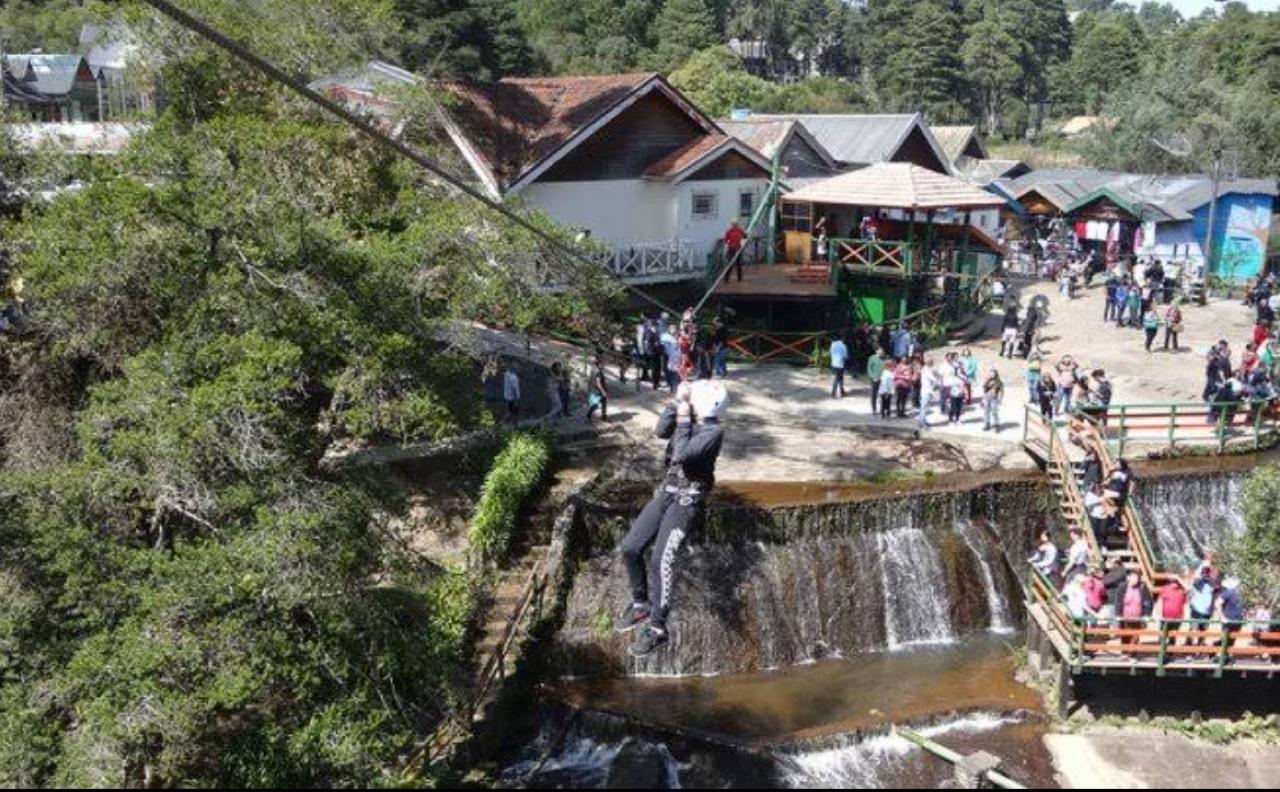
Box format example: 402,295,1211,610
739,190,756,219
780,200,812,233
692,191,718,220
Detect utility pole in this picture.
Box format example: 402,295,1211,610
1202,147,1224,279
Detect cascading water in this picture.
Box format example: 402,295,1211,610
957,519,1014,634
877,527,956,649
1133,473,1247,567
556,480,1037,678
781,713,1023,788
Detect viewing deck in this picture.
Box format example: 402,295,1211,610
1021,400,1280,684
713,263,837,300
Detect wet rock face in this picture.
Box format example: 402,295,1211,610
1132,472,1247,567
555,482,1044,678
604,741,676,789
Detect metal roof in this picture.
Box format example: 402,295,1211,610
23,55,89,96
783,163,1005,210
931,125,988,163
743,112,952,173
1010,168,1277,220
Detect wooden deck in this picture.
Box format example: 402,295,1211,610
714,264,837,300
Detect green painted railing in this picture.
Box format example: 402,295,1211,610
1075,398,1280,458
1027,567,1280,677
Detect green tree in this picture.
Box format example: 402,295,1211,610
1067,15,1142,113
395,0,535,79
651,0,719,72
1223,465,1280,610
962,0,1022,134
0,0,90,52
875,0,965,118
668,45,777,117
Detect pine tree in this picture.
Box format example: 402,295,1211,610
962,0,1022,134
652,0,719,71
875,0,963,117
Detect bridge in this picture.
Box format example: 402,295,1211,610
1020,400,1280,688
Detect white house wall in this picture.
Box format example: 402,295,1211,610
521,177,768,262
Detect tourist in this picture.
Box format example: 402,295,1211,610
1028,531,1059,578
1082,369,1113,423
677,319,695,381
830,334,849,399
1203,347,1229,402
1256,298,1276,349
1083,566,1108,616
982,368,1004,432
868,347,886,414
1188,564,1219,643
710,319,730,379
1026,352,1043,404
1037,369,1057,421
962,348,979,403
944,365,966,424
636,316,653,386
661,324,681,393
724,220,746,282
879,360,896,419
1064,575,1090,619
1104,272,1120,322
1063,528,1091,584
1115,570,1153,644
1084,481,1109,546
1164,300,1184,351
890,323,913,361
893,357,914,418
918,358,939,430
586,359,609,423
1126,284,1143,329
1102,557,1127,614
1020,304,1040,358
1142,307,1160,353
1243,342,1261,375
503,362,521,426
1001,305,1020,358
1056,356,1078,416
617,380,727,657
1221,577,1246,624
1105,459,1133,509
1114,280,1130,328
1158,572,1190,644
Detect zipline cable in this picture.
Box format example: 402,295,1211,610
136,0,679,318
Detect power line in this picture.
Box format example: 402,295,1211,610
136,0,677,317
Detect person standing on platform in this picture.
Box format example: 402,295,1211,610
724,220,746,282
868,347,886,415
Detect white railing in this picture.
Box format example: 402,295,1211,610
603,241,704,283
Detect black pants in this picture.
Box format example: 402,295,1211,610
895,385,910,417
948,395,964,423
831,367,846,398
1164,328,1179,350
620,492,703,632
651,353,663,390
880,391,893,418
871,380,881,413
1144,327,1158,351
1104,299,1116,322
732,251,744,282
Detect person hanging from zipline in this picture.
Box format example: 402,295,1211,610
615,379,727,657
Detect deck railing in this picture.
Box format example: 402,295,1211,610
1027,568,1280,676
827,238,918,276
603,241,705,283
1075,399,1280,458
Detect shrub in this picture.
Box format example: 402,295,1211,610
468,432,553,563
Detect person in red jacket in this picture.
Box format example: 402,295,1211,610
724,220,746,282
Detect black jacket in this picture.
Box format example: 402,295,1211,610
655,406,723,490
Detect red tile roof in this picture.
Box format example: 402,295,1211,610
440,73,657,190
643,134,730,178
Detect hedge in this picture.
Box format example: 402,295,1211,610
468,432,553,562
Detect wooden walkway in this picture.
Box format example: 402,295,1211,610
714,264,837,299
1021,400,1280,681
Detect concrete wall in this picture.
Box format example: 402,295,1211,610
522,177,768,261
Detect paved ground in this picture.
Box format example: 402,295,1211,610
1046,728,1280,789
594,280,1257,481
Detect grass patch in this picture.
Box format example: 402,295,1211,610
469,431,554,564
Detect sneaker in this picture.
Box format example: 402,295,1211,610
628,626,669,657
614,602,651,634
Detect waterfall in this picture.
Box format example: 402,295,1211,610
877,527,956,649
782,713,1021,789
957,520,1014,634
1134,473,1247,568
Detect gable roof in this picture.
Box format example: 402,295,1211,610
783,163,1004,210
5,54,90,96
1011,168,1278,221
740,112,952,174
642,134,772,181
718,118,837,170
437,73,720,195
931,125,988,163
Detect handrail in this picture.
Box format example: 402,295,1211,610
1025,407,1102,563
827,238,918,276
